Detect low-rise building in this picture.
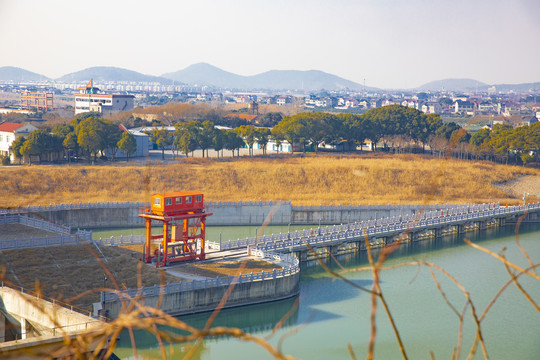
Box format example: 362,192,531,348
74,79,134,116
20,91,54,112
276,96,291,106
0,122,38,162
421,101,442,114
454,100,475,114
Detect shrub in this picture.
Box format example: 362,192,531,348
1,155,10,165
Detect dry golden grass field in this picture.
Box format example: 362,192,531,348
1,154,539,208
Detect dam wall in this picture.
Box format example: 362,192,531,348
2,202,461,228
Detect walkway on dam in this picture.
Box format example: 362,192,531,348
209,202,540,254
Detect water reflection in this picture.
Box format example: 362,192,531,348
301,224,513,276
116,296,299,352
113,223,540,359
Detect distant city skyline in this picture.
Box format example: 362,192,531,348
1,0,539,89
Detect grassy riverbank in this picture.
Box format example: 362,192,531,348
1,153,539,208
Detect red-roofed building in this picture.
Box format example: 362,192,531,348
0,122,37,162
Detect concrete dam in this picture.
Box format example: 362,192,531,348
3,201,462,228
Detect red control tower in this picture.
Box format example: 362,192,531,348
139,191,212,266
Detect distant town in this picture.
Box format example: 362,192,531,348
1,74,539,124
0,65,539,166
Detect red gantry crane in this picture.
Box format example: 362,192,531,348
139,191,212,267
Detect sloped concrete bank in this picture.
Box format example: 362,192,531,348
5,201,455,228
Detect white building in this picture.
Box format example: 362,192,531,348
421,102,442,114
74,79,134,116
0,122,37,162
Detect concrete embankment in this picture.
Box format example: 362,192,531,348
101,270,300,319
0,286,103,358
8,201,455,228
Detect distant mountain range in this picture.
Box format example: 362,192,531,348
482,82,540,92
417,78,540,92
57,66,173,84
162,63,370,91
0,64,370,91
1,65,539,93
417,78,488,92
0,66,51,82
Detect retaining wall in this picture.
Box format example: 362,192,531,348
289,204,457,224
207,201,293,226
101,271,300,319
34,207,143,229
4,201,465,228
0,287,99,334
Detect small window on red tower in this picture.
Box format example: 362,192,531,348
186,196,192,204
176,197,182,204
165,198,172,206
195,195,202,202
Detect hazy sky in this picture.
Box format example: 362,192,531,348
1,0,539,89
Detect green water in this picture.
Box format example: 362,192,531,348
92,225,309,244
111,224,540,359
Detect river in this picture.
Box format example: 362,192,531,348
105,223,539,359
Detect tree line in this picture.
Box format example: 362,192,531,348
149,121,273,159
5,105,539,166
271,105,539,165
9,113,138,164
468,123,540,164
272,105,449,153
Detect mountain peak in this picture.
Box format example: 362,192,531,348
56,66,173,84
417,78,488,91
161,64,366,91
0,66,50,81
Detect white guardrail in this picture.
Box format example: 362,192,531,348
0,201,291,215
0,233,93,250
0,202,150,215
0,214,91,250
1,214,70,234
208,203,539,251
253,203,540,253
103,249,299,302
291,204,462,211
1,200,459,216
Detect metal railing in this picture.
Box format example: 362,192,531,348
103,248,300,303
207,200,291,208
252,203,540,253
291,204,463,211
209,203,539,251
